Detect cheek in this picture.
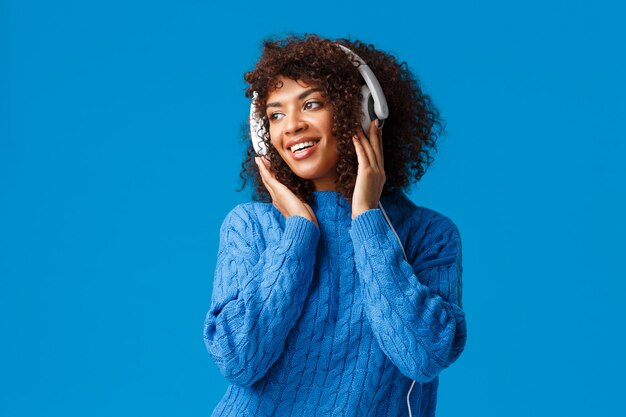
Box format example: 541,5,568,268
270,139,283,156
327,136,339,155
268,127,280,148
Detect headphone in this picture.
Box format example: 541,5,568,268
249,44,389,156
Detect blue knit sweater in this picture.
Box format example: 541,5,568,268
204,191,466,417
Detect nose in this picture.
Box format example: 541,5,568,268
284,110,307,135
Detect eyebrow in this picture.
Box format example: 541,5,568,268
266,88,324,108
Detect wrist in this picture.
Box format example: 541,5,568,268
352,203,377,219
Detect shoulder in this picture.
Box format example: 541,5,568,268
382,191,460,237
222,202,275,226
218,201,318,256
382,191,461,260
220,202,282,240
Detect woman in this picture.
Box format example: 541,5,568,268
204,34,467,417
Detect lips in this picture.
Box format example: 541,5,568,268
287,140,320,161
290,140,319,153
285,137,321,160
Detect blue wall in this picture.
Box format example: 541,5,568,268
1,1,624,416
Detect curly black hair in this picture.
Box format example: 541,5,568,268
240,34,444,203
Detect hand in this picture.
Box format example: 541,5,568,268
351,120,386,219
255,157,319,227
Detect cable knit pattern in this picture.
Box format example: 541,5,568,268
204,191,466,417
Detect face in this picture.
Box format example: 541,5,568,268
266,76,339,191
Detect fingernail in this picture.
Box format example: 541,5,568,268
374,119,379,128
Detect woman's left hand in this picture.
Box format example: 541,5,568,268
351,119,386,219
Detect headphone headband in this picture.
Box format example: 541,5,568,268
336,45,389,119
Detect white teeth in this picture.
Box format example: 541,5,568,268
290,141,317,153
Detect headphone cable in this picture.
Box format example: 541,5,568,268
378,201,415,417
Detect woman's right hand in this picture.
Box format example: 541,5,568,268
255,157,319,228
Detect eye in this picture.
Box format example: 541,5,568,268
268,111,285,121
303,100,323,111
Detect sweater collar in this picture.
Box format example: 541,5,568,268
310,191,351,224
309,190,410,224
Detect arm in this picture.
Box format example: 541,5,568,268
203,205,320,387
350,208,467,383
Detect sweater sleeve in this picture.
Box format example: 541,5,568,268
203,205,320,387
349,208,467,383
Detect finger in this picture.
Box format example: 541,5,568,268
259,171,278,206
366,120,384,170
256,156,272,177
357,127,379,170
259,155,272,170
370,119,384,170
255,156,268,179
352,135,368,168
256,157,291,212
256,157,278,185
303,204,319,228
256,157,275,193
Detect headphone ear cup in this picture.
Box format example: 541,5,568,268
250,92,268,156
360,84,375,138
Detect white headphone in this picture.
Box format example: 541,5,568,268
249,44,389,156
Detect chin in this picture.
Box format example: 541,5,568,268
289,164,329,181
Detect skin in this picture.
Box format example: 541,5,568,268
255,76,385,225
265,77,340,191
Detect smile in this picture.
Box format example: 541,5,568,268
287,139,321,161
290,140,320,153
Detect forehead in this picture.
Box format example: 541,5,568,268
266,77,321,103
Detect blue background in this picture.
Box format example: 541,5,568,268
1,0,624,416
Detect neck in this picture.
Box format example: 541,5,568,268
312,178,337,191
